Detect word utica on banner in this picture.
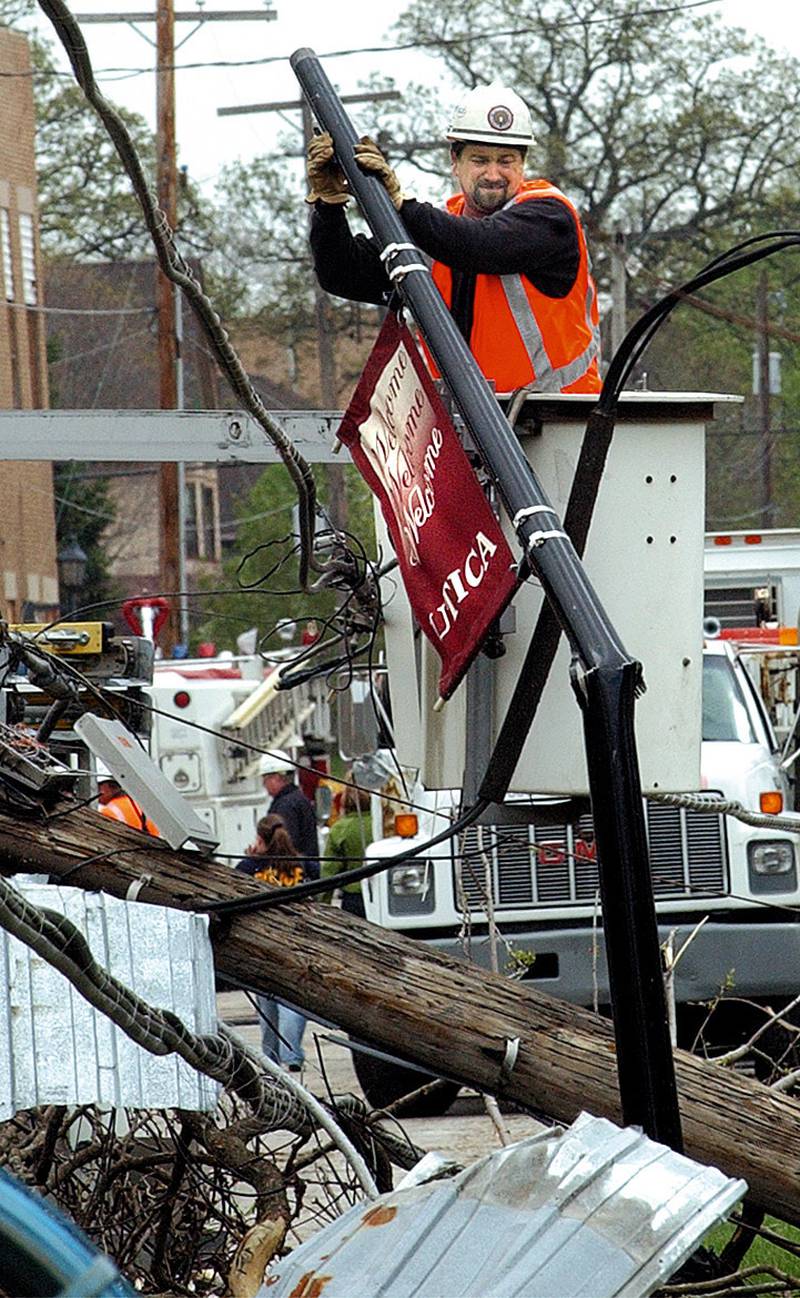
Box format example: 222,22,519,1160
337,312,518,700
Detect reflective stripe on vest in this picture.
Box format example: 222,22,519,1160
499,272,601,393
427,180,600,393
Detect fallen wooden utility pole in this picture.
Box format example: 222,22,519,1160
2,803,800,1223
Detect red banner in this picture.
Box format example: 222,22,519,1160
338,313,518,700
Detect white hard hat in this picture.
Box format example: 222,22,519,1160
94,759,115,782
446,82,534,149
258,749,294,777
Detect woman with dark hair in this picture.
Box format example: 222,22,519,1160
321,781,373,918
236,814,306,1070
237,814,304,887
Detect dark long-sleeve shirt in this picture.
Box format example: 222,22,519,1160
309,192,580,344
269,781,320,880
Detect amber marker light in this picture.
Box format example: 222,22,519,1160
394,813,419,838
760,791,784,815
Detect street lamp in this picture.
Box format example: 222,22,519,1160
57,537,88,616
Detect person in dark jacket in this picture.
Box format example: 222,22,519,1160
236,813,307,1069
258,750,320,880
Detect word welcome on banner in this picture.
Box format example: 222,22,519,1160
338,312,518,700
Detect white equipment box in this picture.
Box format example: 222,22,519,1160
380,392,737,795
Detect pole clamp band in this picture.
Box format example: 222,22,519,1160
126,873,153,902
379,241,418,262
387,263,428,282
512,504,559,530
499,1036,520,1086
527,529,568,549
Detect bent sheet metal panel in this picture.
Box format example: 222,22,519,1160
0,883,218,1117
259,1113,746,1298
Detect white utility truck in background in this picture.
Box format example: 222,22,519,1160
705,528,800,796
705,528,800,629
343,639,799,1108
0,626,334,864
146,654,333,861
338,397,800,1111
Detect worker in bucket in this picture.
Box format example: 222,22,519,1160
94,760,161,837
306,82,601,395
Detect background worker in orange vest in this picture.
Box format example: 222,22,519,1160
307,82,601,395
95,761,161,837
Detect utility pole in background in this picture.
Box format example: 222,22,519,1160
217,89,400,535
755,270,776,529
156,0,180,651
610,227,627,358
75,4,276,653
301,99,345,532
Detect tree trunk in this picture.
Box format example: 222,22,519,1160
3,803,800,1223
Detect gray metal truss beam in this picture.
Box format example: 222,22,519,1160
0,411,345,464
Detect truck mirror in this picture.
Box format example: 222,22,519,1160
315,784,333,822
337,675,380,760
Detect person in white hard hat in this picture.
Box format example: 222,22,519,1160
258,750,320,880
306,82,601,395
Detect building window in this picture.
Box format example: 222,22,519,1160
184,478,220,562
0,209,14,302
184,481,199,559
201,484,217,560
18,213,37,305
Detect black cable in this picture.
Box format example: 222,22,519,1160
57,844,174,881
600,234,800,411
122,694,455,824
15,0,720,83
200,798,489,917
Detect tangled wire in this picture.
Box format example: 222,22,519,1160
0,1090,412,1296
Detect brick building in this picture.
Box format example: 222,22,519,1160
0,26,59,621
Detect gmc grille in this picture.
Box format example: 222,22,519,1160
453,794,729,911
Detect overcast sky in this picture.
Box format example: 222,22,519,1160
25,0,800,200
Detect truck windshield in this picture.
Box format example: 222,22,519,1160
702,654,757,743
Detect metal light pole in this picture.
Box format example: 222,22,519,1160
57,537,88,617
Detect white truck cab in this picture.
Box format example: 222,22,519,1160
358,641,799,1008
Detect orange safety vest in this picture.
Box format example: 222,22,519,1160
100,793,161,837
425,180,601,395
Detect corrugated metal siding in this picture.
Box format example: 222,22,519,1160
0,884,218,1117
260,1113,746,1298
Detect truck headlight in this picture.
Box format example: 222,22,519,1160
748,841,796,893
390,863,430,897
387,862,435,915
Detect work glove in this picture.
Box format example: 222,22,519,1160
354,135,406,210
306,131,349,206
